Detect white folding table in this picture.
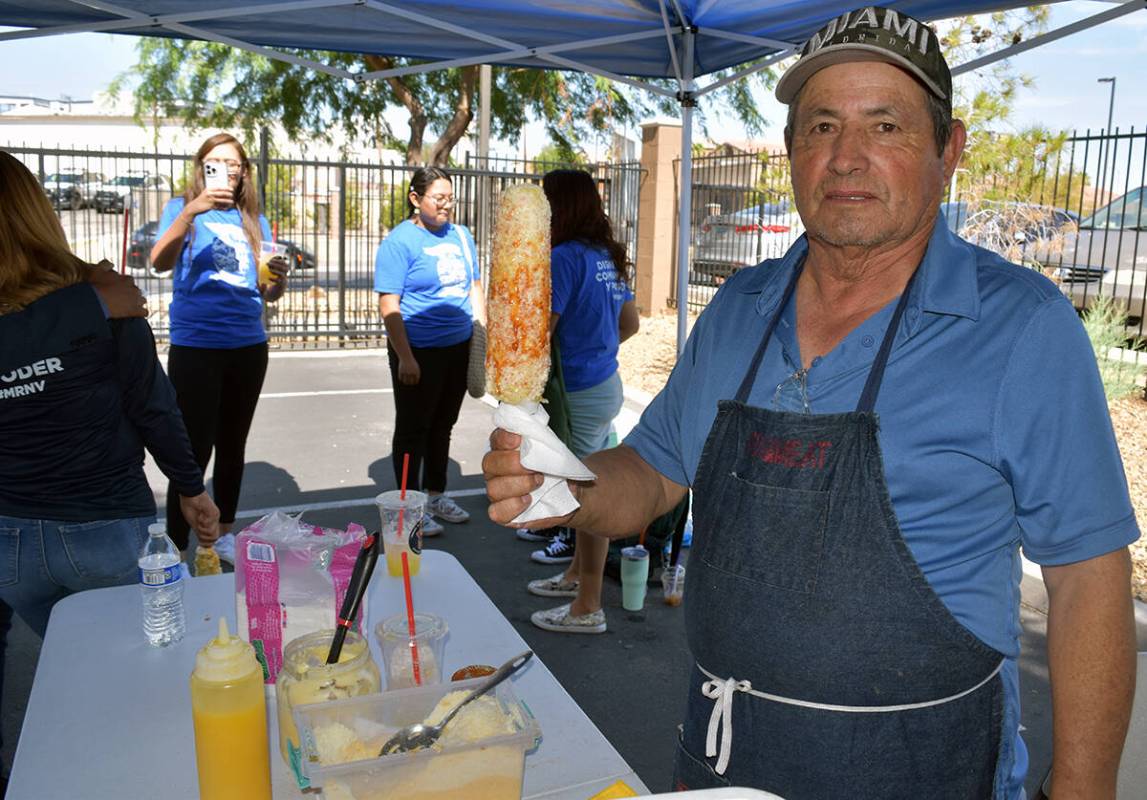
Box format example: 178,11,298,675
7,550,649,799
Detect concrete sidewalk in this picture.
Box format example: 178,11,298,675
3,348,1144,796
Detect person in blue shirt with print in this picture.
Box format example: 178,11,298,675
375,167,484,535
483,7,1137,797
522,169,640,634
151,132,288,561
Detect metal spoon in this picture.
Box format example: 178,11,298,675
378,650,533,756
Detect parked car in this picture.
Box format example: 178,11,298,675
691,198,804,284
124,221,158,270
940,200,1078,262
92,173,171,214
42,170,103,210
124,220,316,274
1043,186,1147,319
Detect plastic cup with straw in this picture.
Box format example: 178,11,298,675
378,453,426,577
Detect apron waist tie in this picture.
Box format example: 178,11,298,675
697,659,1005,776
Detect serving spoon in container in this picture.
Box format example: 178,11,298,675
378,650,533,756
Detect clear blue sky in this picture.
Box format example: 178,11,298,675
1,2,1145,140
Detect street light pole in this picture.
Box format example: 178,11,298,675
1098,76,1116,197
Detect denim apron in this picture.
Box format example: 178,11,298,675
673,264,1007,799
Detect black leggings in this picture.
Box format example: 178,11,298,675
387,339,469,493
165,342,269,549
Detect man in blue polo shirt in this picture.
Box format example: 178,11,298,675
482,7,1138,799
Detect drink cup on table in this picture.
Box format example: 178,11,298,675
620,545,650,612
375,489,426,577
376,612,447,690
661,563,686,607
258,240,291,286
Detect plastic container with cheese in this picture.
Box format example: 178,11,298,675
293,676,541,800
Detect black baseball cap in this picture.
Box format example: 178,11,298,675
775,6,951,105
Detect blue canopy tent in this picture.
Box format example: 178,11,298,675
3,0,1144,352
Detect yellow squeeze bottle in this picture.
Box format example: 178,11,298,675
190,618,272,800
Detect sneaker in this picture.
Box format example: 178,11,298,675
213,532,237,565
531,530,575,564
516,526,557,542
427,494,470,523
421,515,445,538
527,572,580,598
531,603,606,634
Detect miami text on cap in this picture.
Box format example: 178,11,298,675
775,6,952,105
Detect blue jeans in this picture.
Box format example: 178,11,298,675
0,516,149,638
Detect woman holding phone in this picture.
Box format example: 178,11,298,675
150,132,287,562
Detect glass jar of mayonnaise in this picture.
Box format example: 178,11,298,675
276,629,381,775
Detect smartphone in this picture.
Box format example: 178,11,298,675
203,160,229,190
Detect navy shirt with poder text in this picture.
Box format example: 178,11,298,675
0,283,204,520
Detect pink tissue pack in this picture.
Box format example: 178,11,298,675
234,511,368,683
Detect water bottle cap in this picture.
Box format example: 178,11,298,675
147,523,166,537
194,617,261,682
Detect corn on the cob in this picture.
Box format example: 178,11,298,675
486,184,551,404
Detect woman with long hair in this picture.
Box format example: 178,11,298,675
524,169,640,634
374,166,485,534
150,132,286,560
0,150,218,635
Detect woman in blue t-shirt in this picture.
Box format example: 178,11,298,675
150,132,288,559
525,169,640,635
374,167,485,535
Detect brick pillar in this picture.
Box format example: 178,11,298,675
635,121,682,316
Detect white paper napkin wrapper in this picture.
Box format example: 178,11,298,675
493,400,596,526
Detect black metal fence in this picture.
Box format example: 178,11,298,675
4,145,642,343
677,129,1147,336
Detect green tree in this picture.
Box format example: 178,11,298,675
936,8,1093,208
112,42,776,167
1082,295,1144,401
531,143,588,172
262,156,298,230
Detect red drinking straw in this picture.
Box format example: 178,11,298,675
396,452,420,684
400,453,409,501
401,551,422,686
395,453,411,554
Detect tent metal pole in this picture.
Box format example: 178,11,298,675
356,28,675,82
0,0,351,42
537,53,677,97
162,21,355,80
478,64,492,281
694,48,795,98
675,28,695,357
363,0,522,50
657,0,683,84
952,0,1145,77
696,27,796,50
479,66,492,163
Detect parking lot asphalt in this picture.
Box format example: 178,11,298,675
3,347,1143,795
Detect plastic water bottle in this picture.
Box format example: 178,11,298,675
140,522,186,646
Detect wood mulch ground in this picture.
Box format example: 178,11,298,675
618,311,1147,603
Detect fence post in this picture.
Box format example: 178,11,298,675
635,121,682,316
258,126,270,210
337,162,348,340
